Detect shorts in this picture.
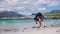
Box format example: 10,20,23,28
34,17,43,21
36,18,43,21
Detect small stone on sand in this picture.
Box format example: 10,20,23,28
43,26,47,27
51,24,55,26
32,26,36,28
24,28,28,29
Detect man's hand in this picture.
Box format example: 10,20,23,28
36,22,37,24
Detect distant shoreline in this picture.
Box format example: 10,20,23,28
0,18,60,20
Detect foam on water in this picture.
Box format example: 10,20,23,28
0,19,60,24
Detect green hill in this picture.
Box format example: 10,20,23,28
44,10,60,18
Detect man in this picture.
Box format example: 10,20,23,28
34,12,44,28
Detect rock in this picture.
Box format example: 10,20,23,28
43,26,47,27
32,26,36,28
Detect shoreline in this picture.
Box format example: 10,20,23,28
0,18,60,20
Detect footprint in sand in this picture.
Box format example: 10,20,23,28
56,29,60,32
22,28,28,32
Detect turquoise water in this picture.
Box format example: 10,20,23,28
0,19,60,24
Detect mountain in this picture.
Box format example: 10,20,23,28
0,11,25,18
44,10,60,18
51,10,60,13
45,10,60,16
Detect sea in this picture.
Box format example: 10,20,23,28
0,19,60,24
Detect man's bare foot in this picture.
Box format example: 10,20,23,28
38,27,43,30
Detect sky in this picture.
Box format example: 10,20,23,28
0,0,60,15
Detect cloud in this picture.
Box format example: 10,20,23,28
16,6,25,10
0,0,60,9
0,8,5,11
0,0,60,15
38,8,46,11
18,11,32,15
47,1,60,6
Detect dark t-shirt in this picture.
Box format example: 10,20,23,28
34,13,44,21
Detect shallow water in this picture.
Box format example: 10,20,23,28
0,19,60,24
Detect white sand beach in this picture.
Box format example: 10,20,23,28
0,23,60,34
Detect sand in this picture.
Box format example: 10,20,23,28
0,23,60,34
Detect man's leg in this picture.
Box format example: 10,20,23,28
36,21,37,24
39,21,41,27
39,19,43,29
